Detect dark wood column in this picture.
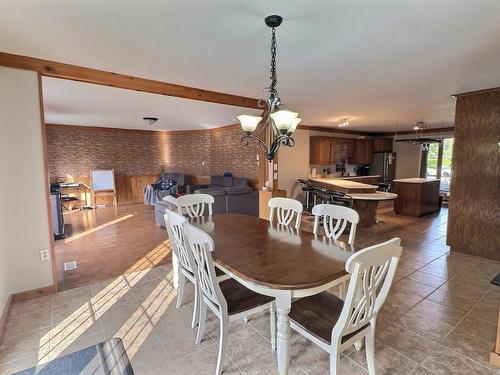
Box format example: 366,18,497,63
448,88,500,261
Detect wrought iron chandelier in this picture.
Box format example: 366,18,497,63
237,15,301,161
395,120,441,151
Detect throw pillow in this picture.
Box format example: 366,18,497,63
152,178,177,191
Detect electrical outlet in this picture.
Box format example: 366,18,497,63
40,249,49,261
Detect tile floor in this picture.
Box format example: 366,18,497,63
1,207,499,374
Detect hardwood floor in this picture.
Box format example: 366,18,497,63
55,204,170,290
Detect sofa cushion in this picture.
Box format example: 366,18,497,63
233,177,249,187
195,188,227,196
225,186,253,195
211,175,234,187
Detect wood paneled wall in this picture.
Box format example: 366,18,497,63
447,89,500,261
61,175,159,207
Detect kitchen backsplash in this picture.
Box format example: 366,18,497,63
311,162,362,177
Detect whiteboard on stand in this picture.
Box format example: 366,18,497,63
91,170,117,208
91,170,115,191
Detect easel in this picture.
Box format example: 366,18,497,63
91,169,117,208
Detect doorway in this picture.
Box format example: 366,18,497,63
422,137,454,193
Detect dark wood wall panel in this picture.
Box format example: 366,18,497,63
447,90,500,260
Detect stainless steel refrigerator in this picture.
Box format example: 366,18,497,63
369,152,396,183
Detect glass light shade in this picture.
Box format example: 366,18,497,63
270,110,299,132
288,117,302,134
237,115,262,133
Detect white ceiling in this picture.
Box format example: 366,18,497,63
2,0,500,132
41,77,261,130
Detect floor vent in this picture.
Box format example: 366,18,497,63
64,261,78,271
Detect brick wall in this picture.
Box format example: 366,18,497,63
46,124,258,181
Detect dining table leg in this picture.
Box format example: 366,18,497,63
276,292,292,375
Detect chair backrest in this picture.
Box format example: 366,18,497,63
312,204,360,245
268,197,303,230
176,193,214,218
164,209,192,272
183,223,227,315
332,238,402,345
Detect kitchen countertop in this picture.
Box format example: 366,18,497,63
310,175,380,180
349,192,398,201
393,178,440,184
309,177,378,190
337,175,380,180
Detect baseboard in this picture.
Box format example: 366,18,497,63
11,284,56,304
0,295,12,344
490,350,500,368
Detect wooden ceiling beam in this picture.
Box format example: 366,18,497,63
0,52,261,109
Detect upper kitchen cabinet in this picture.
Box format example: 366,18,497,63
330,138,342,162
339,138,355,158
373,138,393,153
353,139,374,164
310,136,332,164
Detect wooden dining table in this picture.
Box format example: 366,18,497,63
177,213,355,375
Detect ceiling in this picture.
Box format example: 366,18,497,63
42,77,261,130
2,0,500,132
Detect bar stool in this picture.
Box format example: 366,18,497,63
377,182,392,192
318,189,352,208
298,179,316,213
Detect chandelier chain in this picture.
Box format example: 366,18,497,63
269,27,278,93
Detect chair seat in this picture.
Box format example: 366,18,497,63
289,291,369,345
183,266,225,278
215,267,226,277
219,278,274,316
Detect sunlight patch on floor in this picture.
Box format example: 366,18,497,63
64,213,134,243
37,240,172,365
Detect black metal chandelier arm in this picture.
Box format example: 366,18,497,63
240,134,270,155
268,134,289,155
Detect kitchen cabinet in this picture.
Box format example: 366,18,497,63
310,136,332,165
309,136,364,165
340,138,354,158
330,138,342,162
354,139,374,164
373,138,393,153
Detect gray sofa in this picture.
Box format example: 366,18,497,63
187,175,258,216
154,175,258,227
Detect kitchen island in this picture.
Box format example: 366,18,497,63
309,177,378,194
393,178,441,216
309,177,397,227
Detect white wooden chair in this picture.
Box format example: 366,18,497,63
289,238,402,375
176,193,214,218
312,204,360,245
183,222,277,375
268,197,303,230
164,209,227,329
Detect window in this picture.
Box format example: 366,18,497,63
422,137,454,193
